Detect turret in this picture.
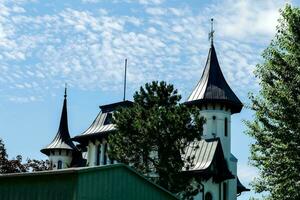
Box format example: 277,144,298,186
185,39,243,161
41,87,77,170
184,19,246,199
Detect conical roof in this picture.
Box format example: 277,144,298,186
41,89,77,156
185,44,243,114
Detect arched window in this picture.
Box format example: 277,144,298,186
205,192,213,200
224,118,228,137
212,116,217,137
57,160,62,169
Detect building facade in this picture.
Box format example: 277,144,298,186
41,40,249,199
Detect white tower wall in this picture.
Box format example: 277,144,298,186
195,103,237,200
200,104,231,160
49,150,73,170
228,155,238,200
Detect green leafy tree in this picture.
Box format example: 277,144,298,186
109,81,205,199
25,159,50,172
0,138,26,173
0,138,49,174
245,5,300,200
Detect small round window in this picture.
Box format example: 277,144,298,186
205,192,213,200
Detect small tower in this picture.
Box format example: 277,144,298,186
185,19,245,200
185,20,242,160
41,87,77,170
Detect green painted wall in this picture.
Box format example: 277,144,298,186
0,164,178,200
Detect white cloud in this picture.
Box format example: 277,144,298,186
145,7,165,15
238,163,259,184
0,0,284,103
82,0,164,5
212,0,283,41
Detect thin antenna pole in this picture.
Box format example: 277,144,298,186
123,59,127,101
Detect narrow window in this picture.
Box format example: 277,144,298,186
205,192,213,200
103,143,108,165
96,144,101,165
212,116,217,137
57,160,62,169
224,118,228,137
223,182,227,200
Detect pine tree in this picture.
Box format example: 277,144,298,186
109,81,205,199
245,5,300,200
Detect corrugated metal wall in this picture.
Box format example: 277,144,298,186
0,164,178,200
0,173,77,200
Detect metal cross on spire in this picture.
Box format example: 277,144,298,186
209,18,215,45
64,83,67,98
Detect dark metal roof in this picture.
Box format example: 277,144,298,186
183,138,234,182
41,90,77,156
73,101,133,143
75,112,115,138
185,44,243,114
237,176,250,194
184,139,218,171
100,100,133,113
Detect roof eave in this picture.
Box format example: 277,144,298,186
99,100,133,113
184,99,243,114
40,147,77,156
72,130,115,144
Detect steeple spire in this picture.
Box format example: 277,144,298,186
41,88,77,156
185,20,243,114
58,86,69,136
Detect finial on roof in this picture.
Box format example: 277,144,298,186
123,59,127,101
64,83,67,99
209,18,215,45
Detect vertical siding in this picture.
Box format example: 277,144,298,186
77,167,175,200
0,165,177,200
0,173,76,200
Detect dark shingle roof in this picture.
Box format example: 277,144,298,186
41,91,77,156
185,44,243,114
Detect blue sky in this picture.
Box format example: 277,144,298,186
0,0,298,199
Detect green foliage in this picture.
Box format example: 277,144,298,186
0,138,49,174
109,81,205,199
245,5,300,200
0,138,27,173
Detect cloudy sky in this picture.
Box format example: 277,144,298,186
0,0,298,199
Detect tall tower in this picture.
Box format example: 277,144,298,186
185,19,244,200
185,41,243,161
41,87,77,170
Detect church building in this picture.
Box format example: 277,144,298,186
41,23,249,199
